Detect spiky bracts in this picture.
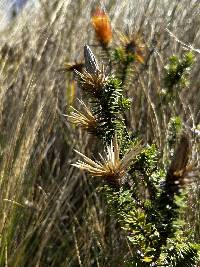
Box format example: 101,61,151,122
73,137,142,187
66,99,97,132
75,67,107,96
74,45,130,143
116,32,145,64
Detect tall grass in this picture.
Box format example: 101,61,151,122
0,0,199,266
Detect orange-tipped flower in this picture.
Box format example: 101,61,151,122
91,7,112,47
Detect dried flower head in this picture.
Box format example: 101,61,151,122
66,99,97,132
118,32,145,64
91,6,112,47
75,45,107,95
75,67,107,95
166,133,193,194
72,137,143,186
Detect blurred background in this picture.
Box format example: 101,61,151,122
0,0,38,31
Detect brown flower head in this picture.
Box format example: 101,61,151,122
75,45,107,95
66,99,97,132
72,137,143,186
91,6,112,47
118,32,145,64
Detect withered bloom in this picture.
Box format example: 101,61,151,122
118,32,145,64
72,137,143,186
66,99,97,132
166,133,193,194
75,45,107,95
75,68,107,95
91,6,112,47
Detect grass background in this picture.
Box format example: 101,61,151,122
0,0,199,266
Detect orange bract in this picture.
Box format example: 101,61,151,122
91,7,112,47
